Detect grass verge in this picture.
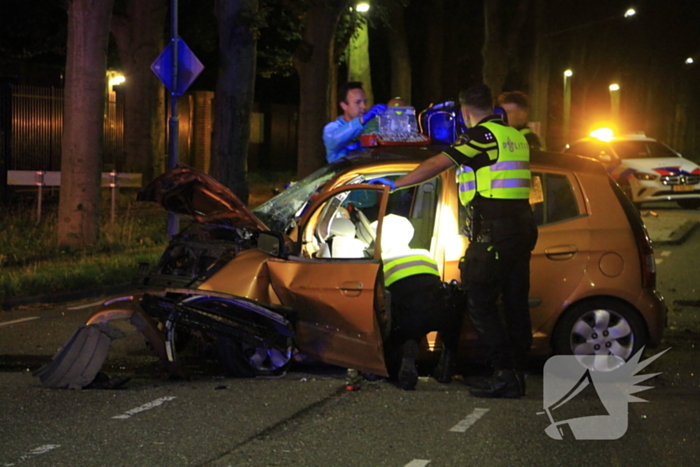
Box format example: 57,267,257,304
1,175,286,307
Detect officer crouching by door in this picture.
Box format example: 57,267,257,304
371,84,538,398
370,214,462,390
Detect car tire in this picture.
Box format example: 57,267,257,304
552,299,647,362
216,336,256,378
216,334,293,378
677,199,700,210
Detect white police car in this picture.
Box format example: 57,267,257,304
564,129,700,209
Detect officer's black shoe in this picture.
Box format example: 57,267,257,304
433,349,455,384
397,340,419,390
468,369,521,399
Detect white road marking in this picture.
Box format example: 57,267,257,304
660,250,672,257
449,407,490,432
404,460,431,467
4,444,60,466
655,259,663,264
0,317,40,328
111,396,177,419
67,300,107,310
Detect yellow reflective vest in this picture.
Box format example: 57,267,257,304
383,252,440,288
455,122,531,206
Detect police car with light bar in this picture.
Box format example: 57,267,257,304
564,129,700,209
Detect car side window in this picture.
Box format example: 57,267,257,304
304,188,378,259
303,178,441,259
351,175,440,251
395,178,440,250
530,172,580,226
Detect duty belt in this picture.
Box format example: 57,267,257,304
465,211,532,243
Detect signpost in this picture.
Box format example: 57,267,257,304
151,0,204,236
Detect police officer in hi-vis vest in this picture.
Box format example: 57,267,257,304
371,84,538,398
374,215,461,391
496,91,545,151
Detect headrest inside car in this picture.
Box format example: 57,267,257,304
329,217,356,238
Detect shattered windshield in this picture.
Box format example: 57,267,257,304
253,160,352,233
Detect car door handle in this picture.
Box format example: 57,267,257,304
544,245,578,260
339,281,364,297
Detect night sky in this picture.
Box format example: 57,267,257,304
1,0,699,156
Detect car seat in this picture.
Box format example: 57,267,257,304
318,217,367,258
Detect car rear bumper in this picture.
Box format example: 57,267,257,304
637,288,667,346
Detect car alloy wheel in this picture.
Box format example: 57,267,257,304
553,299,647,364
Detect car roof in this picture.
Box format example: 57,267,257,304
342,146,608,176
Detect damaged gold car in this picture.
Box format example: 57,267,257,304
35,146,667,388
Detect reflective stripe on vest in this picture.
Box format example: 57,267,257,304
457,122,531,205
383,254,440,288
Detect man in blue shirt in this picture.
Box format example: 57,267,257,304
323,82,387,163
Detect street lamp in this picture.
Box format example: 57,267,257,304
356,2,370,13
563,70,573,142
543,7,637,38
532,7,637,145
609,84,621,124
686,57,694,65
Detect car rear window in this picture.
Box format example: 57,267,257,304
610,141,679,159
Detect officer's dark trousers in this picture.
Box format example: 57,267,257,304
385,274,462,375
463,215,538,371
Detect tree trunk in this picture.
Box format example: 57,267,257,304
294,1,346,179
529,0,548,142
58,0,115,248
482,0,529,96
210,0,258,204
386,2,411,104
423,0,444,103
347,21,373,105
111,0,167,183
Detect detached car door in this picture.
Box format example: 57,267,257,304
267,185,391,376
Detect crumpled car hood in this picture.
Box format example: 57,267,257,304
138,165,268,231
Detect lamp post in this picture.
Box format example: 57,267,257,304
563,69,573,142
531,7,636,144
609,83,620,124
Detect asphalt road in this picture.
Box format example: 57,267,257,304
1,205,699,467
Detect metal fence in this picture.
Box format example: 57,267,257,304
7,84,124,172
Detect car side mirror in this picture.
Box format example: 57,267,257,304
598,153,612,162
257,231,287,258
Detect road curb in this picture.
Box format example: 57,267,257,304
1,283,136,311
654,220,698,245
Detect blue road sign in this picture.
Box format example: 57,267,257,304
151,37,204,95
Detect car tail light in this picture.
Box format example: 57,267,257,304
608,178,656,289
